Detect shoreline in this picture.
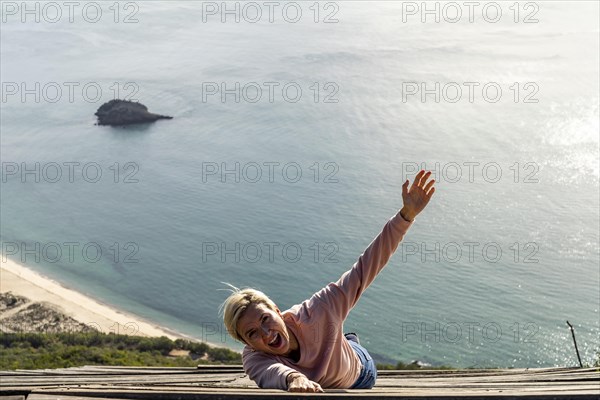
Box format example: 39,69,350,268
0,257,229,350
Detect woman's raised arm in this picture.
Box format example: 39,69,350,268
304,170,436,320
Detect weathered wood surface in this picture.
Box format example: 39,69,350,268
1,366,598,399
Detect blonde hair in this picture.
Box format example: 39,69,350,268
220,285,277,343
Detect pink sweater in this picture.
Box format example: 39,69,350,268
242,211,413,389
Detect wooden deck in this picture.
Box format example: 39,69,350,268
1,365,598,399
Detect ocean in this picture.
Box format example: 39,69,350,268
1,0,598,367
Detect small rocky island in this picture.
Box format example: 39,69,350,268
95,99,173,126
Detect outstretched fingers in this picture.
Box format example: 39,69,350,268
411,170,426,190
424,177,436,194
413,170,432,191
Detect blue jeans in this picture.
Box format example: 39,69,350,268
347,339,377,389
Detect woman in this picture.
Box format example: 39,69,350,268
222,170,436,392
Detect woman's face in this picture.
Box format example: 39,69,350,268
237,302,292,356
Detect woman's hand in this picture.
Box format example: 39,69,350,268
400,170,436,222
287,372,324,393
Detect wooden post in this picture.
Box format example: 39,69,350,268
566,320,583,368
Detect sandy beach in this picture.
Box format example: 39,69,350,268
0,257,201,342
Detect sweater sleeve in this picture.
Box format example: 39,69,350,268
309,210,413,321
242,347,298,389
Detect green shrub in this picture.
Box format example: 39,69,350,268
0,332,241,370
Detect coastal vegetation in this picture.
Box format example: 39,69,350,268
0,291,240,370
0,332,241,369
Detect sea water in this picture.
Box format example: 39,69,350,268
1,1,598,367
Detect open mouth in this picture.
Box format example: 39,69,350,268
268,333,282,349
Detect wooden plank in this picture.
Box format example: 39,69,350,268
0,367,596,399
0,371,240,380
5,365,243,375
376,367,587,377
13,367,197,376
81,365,200,371
33,379,599,392
377,371,593,381
0,373,245,388
29,395,132,400
376,373,600,386
30,386,600,399
0,366,587,376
